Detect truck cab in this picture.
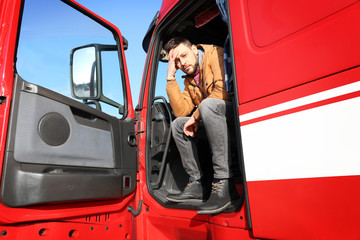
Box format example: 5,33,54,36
1,0,360,239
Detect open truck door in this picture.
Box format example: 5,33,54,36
0,0,136,238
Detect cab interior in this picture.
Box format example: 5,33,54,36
146,0,244,211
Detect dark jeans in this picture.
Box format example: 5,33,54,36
171,98,234,181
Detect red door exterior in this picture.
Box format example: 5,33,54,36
0,0,136,239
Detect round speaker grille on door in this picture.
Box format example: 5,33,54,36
38,112,70,146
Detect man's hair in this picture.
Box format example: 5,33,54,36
164,37,192,54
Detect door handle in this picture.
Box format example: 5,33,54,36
127,133,136,146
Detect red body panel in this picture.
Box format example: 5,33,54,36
0,209,134,239
158,0,180,22
239,66,360,125
230,0,360,104
0,0,20,188
248,176,360,240
230,0,360,239
135,181,249,239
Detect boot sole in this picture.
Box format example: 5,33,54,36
197,197,243,215
196,201,231,215
222,198,243,213
166,197,204,203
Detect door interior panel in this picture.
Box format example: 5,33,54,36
1,75,136,207
14,91,114,168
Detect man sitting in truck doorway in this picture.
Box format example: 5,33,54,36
164,37,239,215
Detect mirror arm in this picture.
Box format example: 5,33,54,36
83,100,102,111
99,95,124,114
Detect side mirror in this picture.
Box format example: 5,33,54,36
71,46,99,99
70,44,124,114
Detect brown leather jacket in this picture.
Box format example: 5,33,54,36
166,44,230,120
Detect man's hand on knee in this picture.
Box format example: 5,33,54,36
183,116,199,137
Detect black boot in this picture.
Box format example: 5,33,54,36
166,180,204,203
197,179,240,215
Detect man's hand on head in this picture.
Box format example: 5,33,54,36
167,49,178,80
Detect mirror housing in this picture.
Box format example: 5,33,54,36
70,45,98,99
70,43,124,114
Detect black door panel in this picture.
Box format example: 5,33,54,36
1,75,136,207
14,91,115,168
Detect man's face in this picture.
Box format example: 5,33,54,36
172,43,199,75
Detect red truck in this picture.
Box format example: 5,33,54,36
1,0,360,239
